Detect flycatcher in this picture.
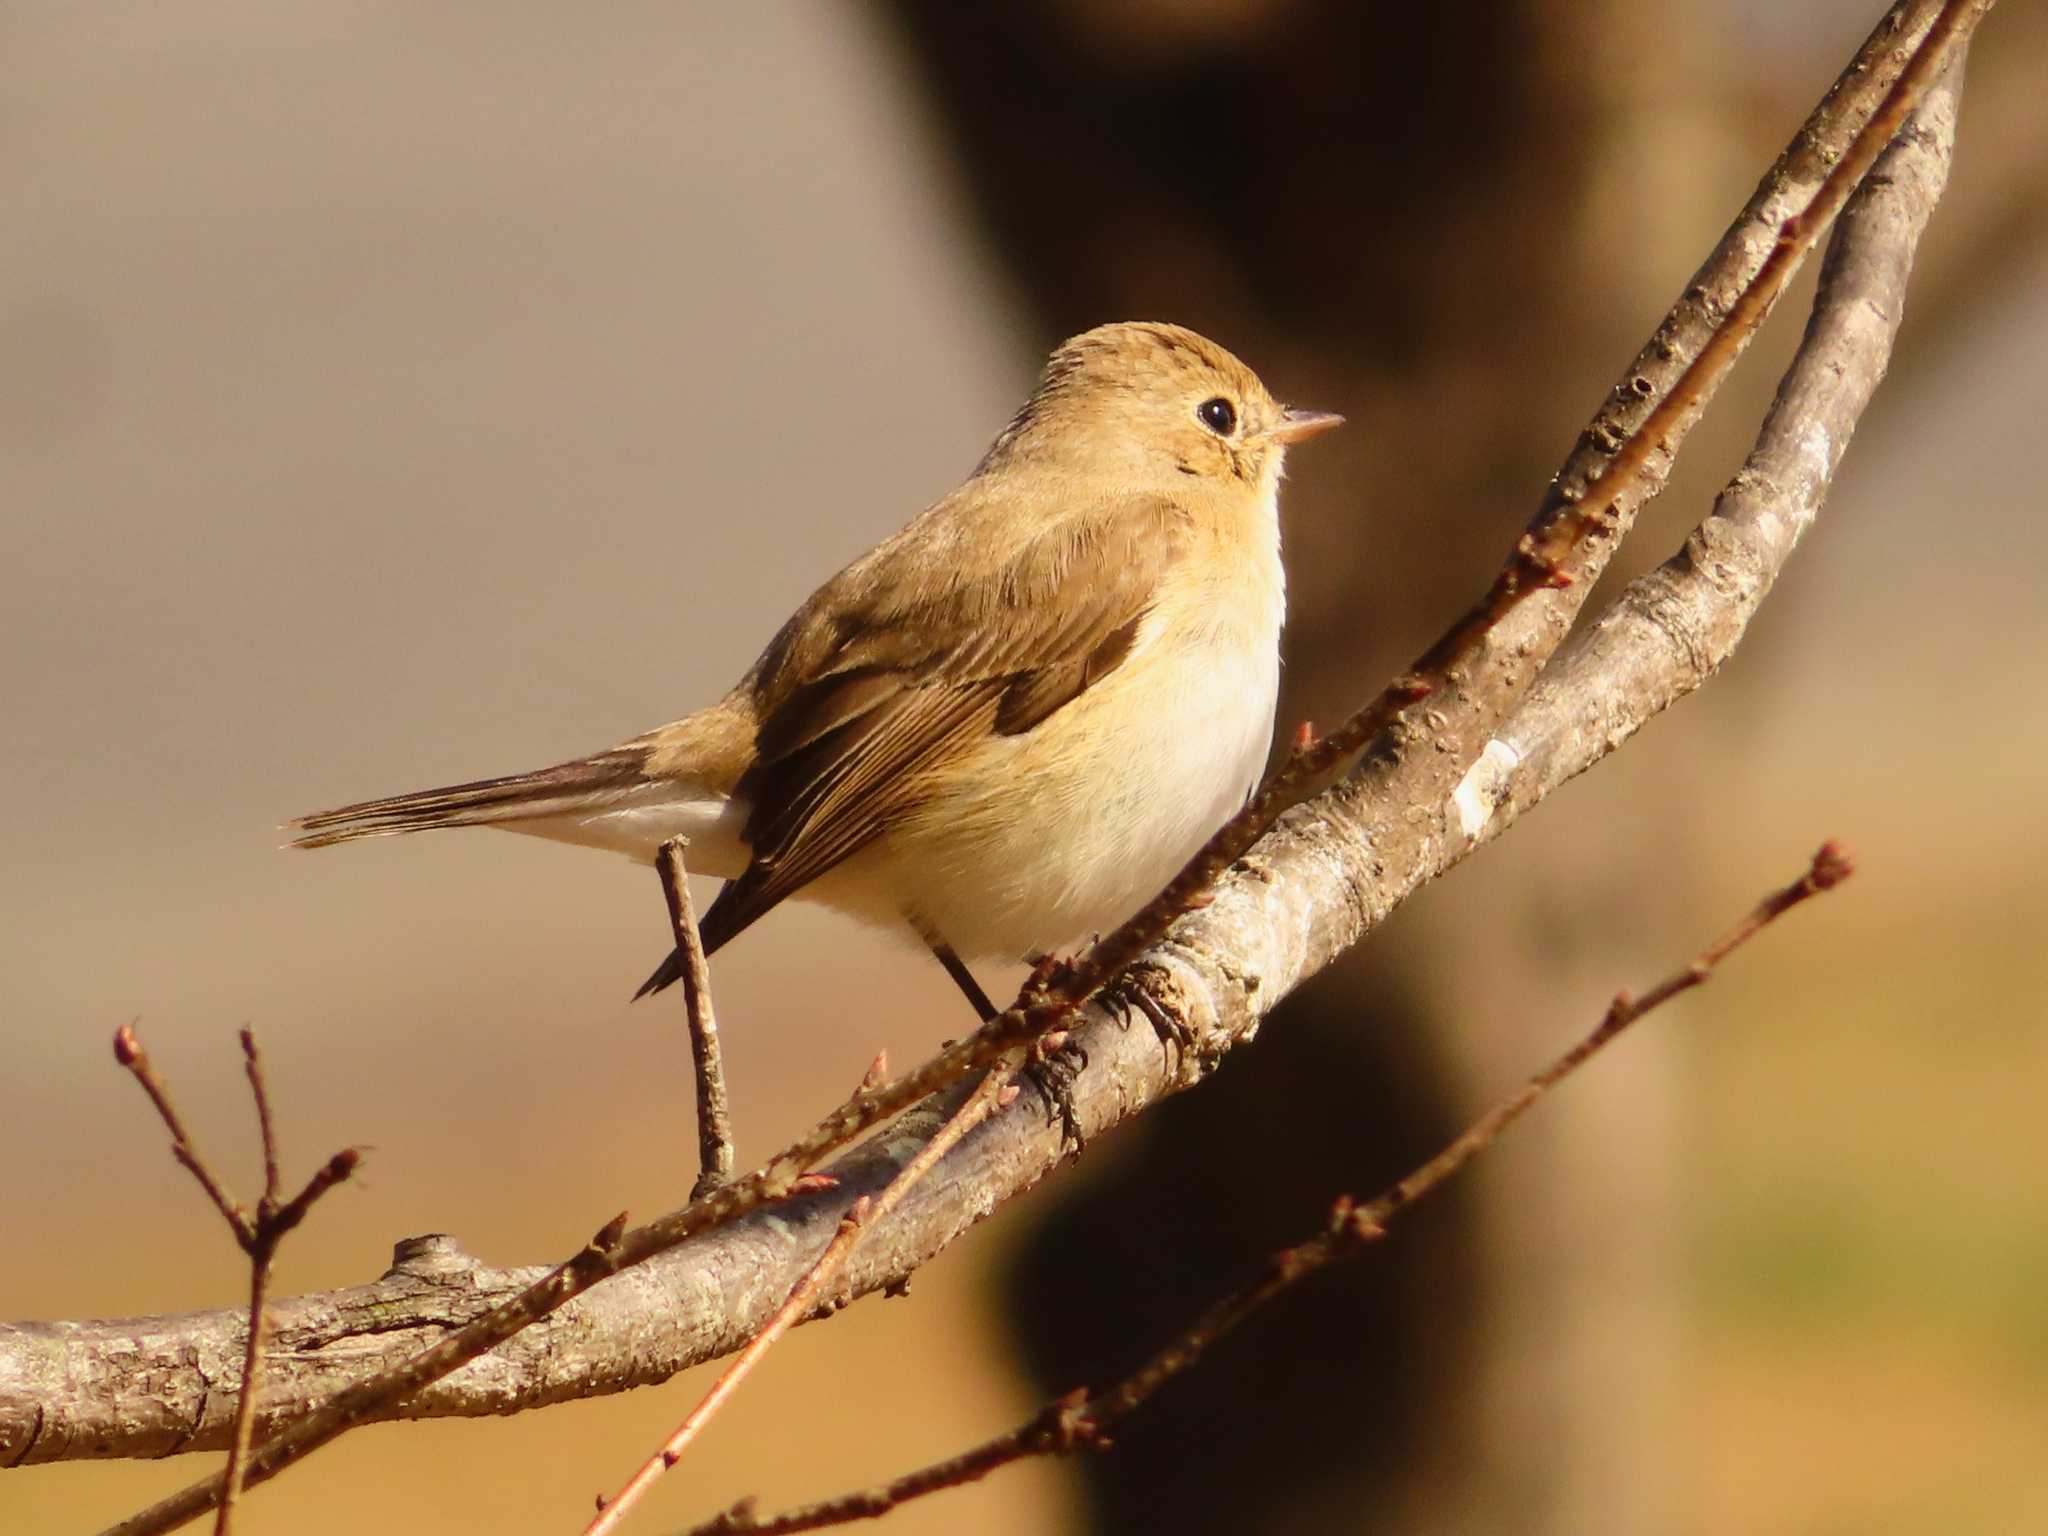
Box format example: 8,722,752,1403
291,322,1340,1017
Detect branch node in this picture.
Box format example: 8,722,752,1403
592,1213,630,1254
1810,838,1858,888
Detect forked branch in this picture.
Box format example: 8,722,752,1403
111,1025,360,1534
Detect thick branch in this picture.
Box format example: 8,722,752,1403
0,14,1968,1474
681,844,1856,1536
586,1071,1009,1536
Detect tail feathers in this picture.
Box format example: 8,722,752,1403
638,868,769,998
288,749,651,850
633,948,687,1000
633,892,745,999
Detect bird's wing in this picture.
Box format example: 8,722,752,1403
694,494,1189,955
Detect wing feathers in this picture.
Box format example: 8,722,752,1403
692,495,1188,954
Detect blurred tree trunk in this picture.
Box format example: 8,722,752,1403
870,2,1728,1529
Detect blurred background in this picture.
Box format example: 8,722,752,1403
5,3,2044,1532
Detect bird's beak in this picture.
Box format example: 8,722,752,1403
1268,407,1345,446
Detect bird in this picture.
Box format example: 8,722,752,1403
289,321,1341,1021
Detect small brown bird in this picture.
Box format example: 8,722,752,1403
291,322,1340,1017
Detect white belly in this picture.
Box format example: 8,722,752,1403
877,591,1282,959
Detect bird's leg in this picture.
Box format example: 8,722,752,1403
908,918,1001,1024
912,921,1084,1146
655,837,736,1199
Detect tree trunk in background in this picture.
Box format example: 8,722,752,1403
870,2,1724,1529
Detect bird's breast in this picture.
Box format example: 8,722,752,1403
885,527,1284,958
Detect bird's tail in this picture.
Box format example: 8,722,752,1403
287,748,654,850
633,948,689,1000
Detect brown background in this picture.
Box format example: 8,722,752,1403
5,3,2045,1532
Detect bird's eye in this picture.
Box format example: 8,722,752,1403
1197,397,1237,435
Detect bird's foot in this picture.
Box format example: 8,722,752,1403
1026,1027,1091,1153
1102,963,1192,1069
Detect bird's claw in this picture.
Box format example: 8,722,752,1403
1026,1028,1091,1152
1103,965,1191,1067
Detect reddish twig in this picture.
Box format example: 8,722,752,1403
676,842,1857,1535
581,1212,868,1536
587,1070,1012,1536
656,838,736,1199
584,1207,868,1536
111,1025,361,1535
113,1023,251,1243
242,1029,283,1211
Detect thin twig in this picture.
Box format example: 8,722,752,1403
79,13,1985,1525
218,1253,272,1535
587,1070,1014,1536
677,843,1857,1536
241,1029,282,1209
113,1024,253,1246
585,1209,868,1536
110,1025,361,1535
220,1031,278,1536
656,838,736,1199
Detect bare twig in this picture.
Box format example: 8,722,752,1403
110,1025,361,1535
677,844,1857,1535
587,1070,1013,1536
656,838,736,1199
242,1029,283,1211
220,1031,276,1536
113,1024,252,1245
9,6,1975,1501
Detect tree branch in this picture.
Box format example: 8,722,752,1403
0,0,1975,1492
677,843,1856,1536
587,1071,1012,1536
